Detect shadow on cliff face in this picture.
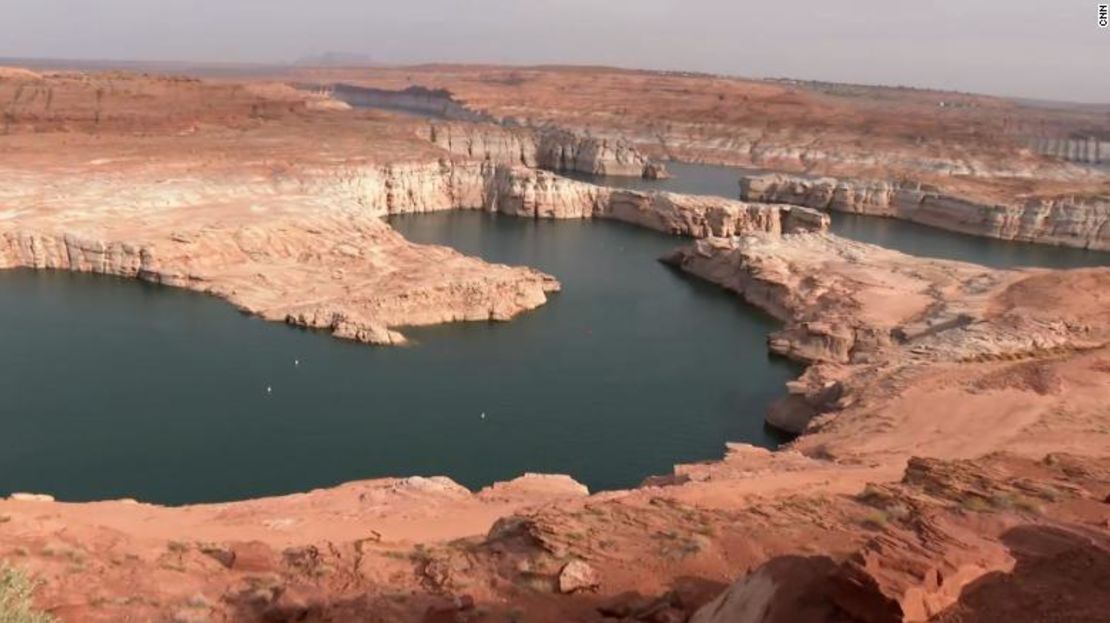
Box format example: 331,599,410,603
930,524,1110,622
217,524,1110,622
688,555,854,623
683,524,1110,623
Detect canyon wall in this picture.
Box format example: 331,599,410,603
422,122,666,178
740,172,1110,251
481,165,827,237
621,123,1092,179
0,160,826,348
328,84,669,178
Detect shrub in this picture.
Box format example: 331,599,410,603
0,564,55,623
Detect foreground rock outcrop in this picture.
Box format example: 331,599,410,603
6,450,1105,623
303,65,1109,187
740,173,1110,251
0,163,560,346
686,454,1110,623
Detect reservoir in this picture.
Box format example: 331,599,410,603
2,162,1105,506
0,217,797,505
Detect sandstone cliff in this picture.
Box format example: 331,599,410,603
740,172,1110,251
0,158,561,346
664,233,1109,435
423,122,666,178
473,165,828,237
0,157,825,347
344,160,829,238
663,234,1004,368
3,68,1110,623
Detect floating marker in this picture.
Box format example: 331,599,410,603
480,412,486,420
266,386,273,394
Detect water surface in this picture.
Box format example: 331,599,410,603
0,216,798,504
6,162,1103,506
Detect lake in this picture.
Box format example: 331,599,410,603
3,161,1104,505
0,216,797,504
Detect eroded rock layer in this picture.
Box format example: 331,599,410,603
0,154,824,346
476,165,829,237
664,233,1109,434
740,173,1110,251
303,65,1109,254
423,121,665,178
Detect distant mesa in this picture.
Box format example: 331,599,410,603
0,66,43,81
295,52,377,67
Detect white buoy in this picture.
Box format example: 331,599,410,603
266,386,273,394
480,412,486,420
294,359,300,367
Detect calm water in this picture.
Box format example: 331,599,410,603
573,162,1110,269
4,163,1104,505
0,216,798,504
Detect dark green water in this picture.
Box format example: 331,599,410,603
0,216,798,505
4,162,1104,506
572,162,1110,269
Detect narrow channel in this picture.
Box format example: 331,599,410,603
567,161,1110,269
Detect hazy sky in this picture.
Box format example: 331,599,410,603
2,1,1107,102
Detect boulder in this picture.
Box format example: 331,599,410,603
558,560,600,593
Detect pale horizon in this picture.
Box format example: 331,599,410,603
2,0,1109,103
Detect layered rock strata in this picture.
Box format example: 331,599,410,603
0,158,824,346
740,173,1110,251
423,122,667,178
0,158,555,346
475,165,829,237
664,233,1110,436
